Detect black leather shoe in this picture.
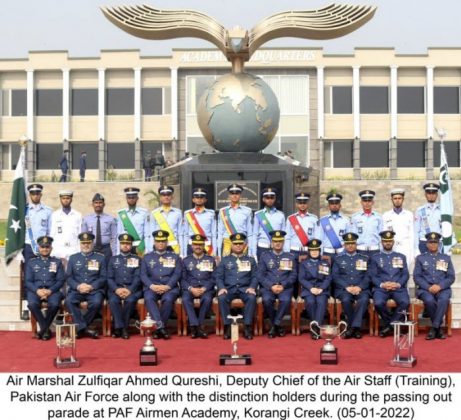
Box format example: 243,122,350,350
353,328,362,339
244,325,253,340
223,325,231,340
268,326,277,338
190,326,199,339
311,332,319,340
157,327,170,340
21,310,30,321
379,325,392,338
86,328,99,339
197,327,208,339
121,328,130,339
77,329,85,339
426,327,437,340
112,328,122,338
344,328,354,339
41,329,51,341
276,325,286,337
436,328,446,340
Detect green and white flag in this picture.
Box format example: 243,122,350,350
439,142,456,253
5,147,27,264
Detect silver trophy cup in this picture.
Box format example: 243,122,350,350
135,313,158,366
310,320,348,364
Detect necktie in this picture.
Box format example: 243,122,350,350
96,215,102,248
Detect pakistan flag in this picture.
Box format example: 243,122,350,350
5,147,27,264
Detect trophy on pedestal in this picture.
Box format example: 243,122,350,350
390,311,417,368
54,313,80,368
310,320,347,365
136,313,158,366
220,315,252,365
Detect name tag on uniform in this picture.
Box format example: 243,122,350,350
162,257,176,268
237,259,251,272
356,259,367,271
392,257,404,268
49,262,57,273
198,260,214,272
127,258,139,268
436,260,448,272
279,259,293,271
87,260,99,271
318,264,330,275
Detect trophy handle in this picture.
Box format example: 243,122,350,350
309,321,320,339
135,320,141,330
338,320,348,337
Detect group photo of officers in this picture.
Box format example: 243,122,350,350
23,181,455,343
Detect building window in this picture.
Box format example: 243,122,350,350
1,143,20,169
141,88,162,115
163,87,171,114
323,140,353,168
434,141,460,167
397,86,425,114
71,142,98,169
36,144,62,169
330,86,352,114
186,136,214,155
12,90,27,116
397,140,426,167
360,141,389,167
434,87,459,114
35,89,63,116
106,88,134,115
141,141,163,157
261,75,308,115
360,86,389,114
281,136,308,166
107,143,135,169
71,89,98,116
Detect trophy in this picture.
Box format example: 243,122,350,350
54,313,80,368
310,320,347,365
390,311,417,368
135,313,158,366
219,315,252,365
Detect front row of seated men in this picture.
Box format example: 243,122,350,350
25,227,455,342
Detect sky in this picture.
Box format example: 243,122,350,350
0,0,460,58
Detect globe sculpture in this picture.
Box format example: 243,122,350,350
197,73,280,152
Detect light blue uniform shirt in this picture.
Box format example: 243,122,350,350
116,207,149,253
318,212,350,251
251,207,286,255
414,203,441,247
25,203,52,247
284,212,319,252
148,207,183,255
82,212,117,254
217,205,253,256
182,207,217,254
349,211,383,248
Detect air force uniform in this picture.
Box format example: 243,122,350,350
414,184,442,253
82,212,117,260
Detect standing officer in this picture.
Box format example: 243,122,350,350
117,187,149,256
65,232,107,339
299,239,332,339
50,190,82,264
107,234,142,339
59,150,68,182
149,186,183,256
284,193,318,262
217,184,253,258
79,151,87,182
414,183,441,254
257,230,297,338
181,234,216,338
382,188,415,267
369,231,410,337
318,193,349,262
413,232,455,340
141,230,182,339
350,190,383,258
215,233,257,340
82,193,117,263
252,187,286,259
183,187,216,257
332,232,370,339
25,236,65,340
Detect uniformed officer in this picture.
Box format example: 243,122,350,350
217,184,253,257
382,188,415,267
215,233,257,340
25,236,65,340
413,232,455,340
148,185,183,256
182,187,216,257
50,190,82,263
181,234,216,338
369,230,410,337
284,192,318,262
252,187,286,259
65,232,107,339
257,230,297,338
332,232,370,339
414,183,441,254
299,239,332,340
117,187,150,256
349,190,383,258
141,230,182,339
107,234,142,339
318,193,349,262
82,193,117,263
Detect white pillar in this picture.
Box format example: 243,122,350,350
134,67,141,139
390,65,398,138
317,66,324,138
170,67,178,160
426,66,434,138
352,66,360,139
98,68,105,140
26,70,34,140
62,68,70,140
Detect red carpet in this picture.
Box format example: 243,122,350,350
1,330,460,373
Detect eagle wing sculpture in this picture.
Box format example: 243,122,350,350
102,3,376,70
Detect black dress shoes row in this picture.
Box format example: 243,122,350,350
37,329,52,341
268,325,286,338
379,325,393,338
112,328,130,339
426,327,446,340
77,328,99,339
223,324,253,340
344,327,362,339
190,326,208,339
154,327,170,340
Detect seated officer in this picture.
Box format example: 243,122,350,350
141,230,182,339
181,234,216,339
332,232,370,339
257,230,297,338
215,233,257,340
413,232,455,340
65,232,107,339
299,239,332,340
369,230,410,337
107,234,142,339
25,236,65,340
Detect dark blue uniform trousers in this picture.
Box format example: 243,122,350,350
336,290,370,329
108,291,142,330
261,288,292,326
27,290,63,333
181,290,214,327
66,292,104,332
373,289,409,326
417,288,451,328
218,290,256,326
144,288,179,329
303,293,329,324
